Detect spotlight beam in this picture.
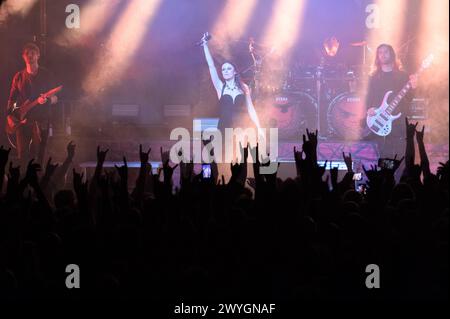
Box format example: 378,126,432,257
55,0,121,47
262,0,306,56
83,0,162,98
0,0,38,23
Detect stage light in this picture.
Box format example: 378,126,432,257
356,0,407,83
55,0,120,47
364,0,408,64
416,0,449,144
83,0,162,99
256,0,305,117
0,0,37,23
262,0,306,56
375,0,407,50
324,36,340,57
211,0,257,58
417,0,448,70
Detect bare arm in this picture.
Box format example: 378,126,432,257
53,141,76,189
7,73,20,115
201,34,223,98
243,84,261,129
405,118,417,170
416,125,431,178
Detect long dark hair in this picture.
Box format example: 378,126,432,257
370,43,403,76
221,61,245,91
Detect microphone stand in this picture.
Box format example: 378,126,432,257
249,45,261,97
316,57,326,139
240,44,274,101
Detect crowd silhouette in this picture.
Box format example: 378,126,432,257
0,118,448,301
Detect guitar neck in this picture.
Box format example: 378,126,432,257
15,85,62,120
386,81,413,114
386,61,431,114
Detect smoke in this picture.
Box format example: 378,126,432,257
421,50,449,143
0,0,37,25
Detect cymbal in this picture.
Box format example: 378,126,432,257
350,41,367,47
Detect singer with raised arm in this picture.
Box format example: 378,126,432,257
6,42,61,163
199,32,263,152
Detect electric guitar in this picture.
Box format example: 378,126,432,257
366,54,434,137
5,85,63,135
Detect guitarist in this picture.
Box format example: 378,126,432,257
365,43,418,158
6,42,59,162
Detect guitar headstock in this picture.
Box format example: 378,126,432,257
44,85,63,98
421,54,434,70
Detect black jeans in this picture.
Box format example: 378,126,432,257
15,121,41,163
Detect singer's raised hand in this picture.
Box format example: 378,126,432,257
201,32,211,46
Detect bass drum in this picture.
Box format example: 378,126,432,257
259,91,317,141
327,92,370,140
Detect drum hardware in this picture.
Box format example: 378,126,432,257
275,105,291,113
326,92,371,141
274,95,289,106
245,41,372,141
315,65,323,137
350,40,371,66
241,37,279,99
284,61,359,140
260,91,317,141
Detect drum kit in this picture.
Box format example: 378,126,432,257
241,38,372,141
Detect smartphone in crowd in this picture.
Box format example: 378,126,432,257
202,164,211,179
378,158,395,170
356,184,367,194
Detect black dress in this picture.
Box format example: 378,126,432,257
217,84,254,133
216,84,255,172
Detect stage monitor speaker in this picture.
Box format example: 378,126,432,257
164,104,191,117
164,104,192,128
111,104,140,123
409,97,428,120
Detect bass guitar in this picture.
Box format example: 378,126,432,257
5,85,63,135
366,54,433,137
